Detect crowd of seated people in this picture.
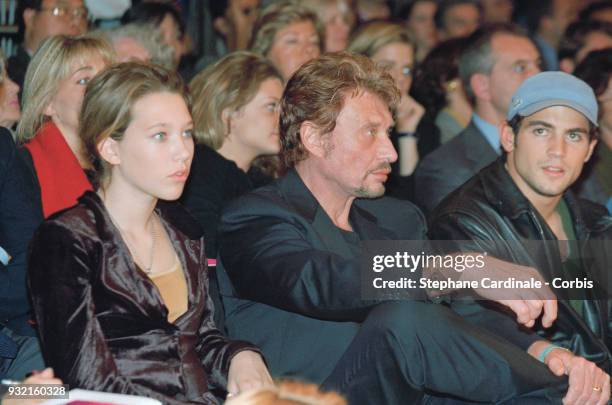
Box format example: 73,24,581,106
1,1,612,404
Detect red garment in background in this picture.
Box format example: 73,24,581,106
24,122,92,218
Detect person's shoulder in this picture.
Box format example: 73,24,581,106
356,196,423,221
356,196,427,238
573,196,612,233
429,173,489,220
0,127,15,161
38,194,101,242
418,125,477,169
0,127,14,143
194,144,234,168
191,144,247,184
159,200,204,240
223,181,287,217
44,204,95,231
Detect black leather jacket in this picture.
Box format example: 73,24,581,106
429,158,612,372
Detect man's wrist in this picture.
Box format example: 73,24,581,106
539,344,572,362
529,341,573,363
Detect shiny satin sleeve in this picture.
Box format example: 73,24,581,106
194,237,264,390
27,221,201,405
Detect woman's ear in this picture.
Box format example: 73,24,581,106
221,107,233,137
98,137,121,165
44,99,56,118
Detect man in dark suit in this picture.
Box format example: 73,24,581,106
414,23,541,214
0,128,44,379
215,52,566,404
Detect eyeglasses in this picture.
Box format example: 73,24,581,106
38,6,88,20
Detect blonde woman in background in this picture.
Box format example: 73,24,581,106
16,35,114,218
250,1,322,81
348,22,424,198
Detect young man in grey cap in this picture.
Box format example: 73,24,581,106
429,71,611,405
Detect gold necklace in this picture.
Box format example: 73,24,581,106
108,210,159,274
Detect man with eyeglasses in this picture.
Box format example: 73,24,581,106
7,0,88,90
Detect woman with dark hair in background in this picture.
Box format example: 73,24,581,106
573,48,612,213
411,36,472,145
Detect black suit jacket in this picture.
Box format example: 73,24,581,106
0,128,43,335
216,169,426,383
414,121,499,214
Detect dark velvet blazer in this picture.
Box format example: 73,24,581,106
28,191,260,404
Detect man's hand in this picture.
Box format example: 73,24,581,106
426,253,557,328
464,254,558,328
395,94,425,133
528,342,610,405
227,351,273,398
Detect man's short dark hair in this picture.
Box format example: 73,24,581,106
209,0,229,20
20,0,42,9
458,23,529,104
558,20,612,63
524,0,553,34
121,2,185,37
434,0,481,30
579,1,612,22
574,48,612,99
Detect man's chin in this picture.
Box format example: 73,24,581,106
354,185,385,199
